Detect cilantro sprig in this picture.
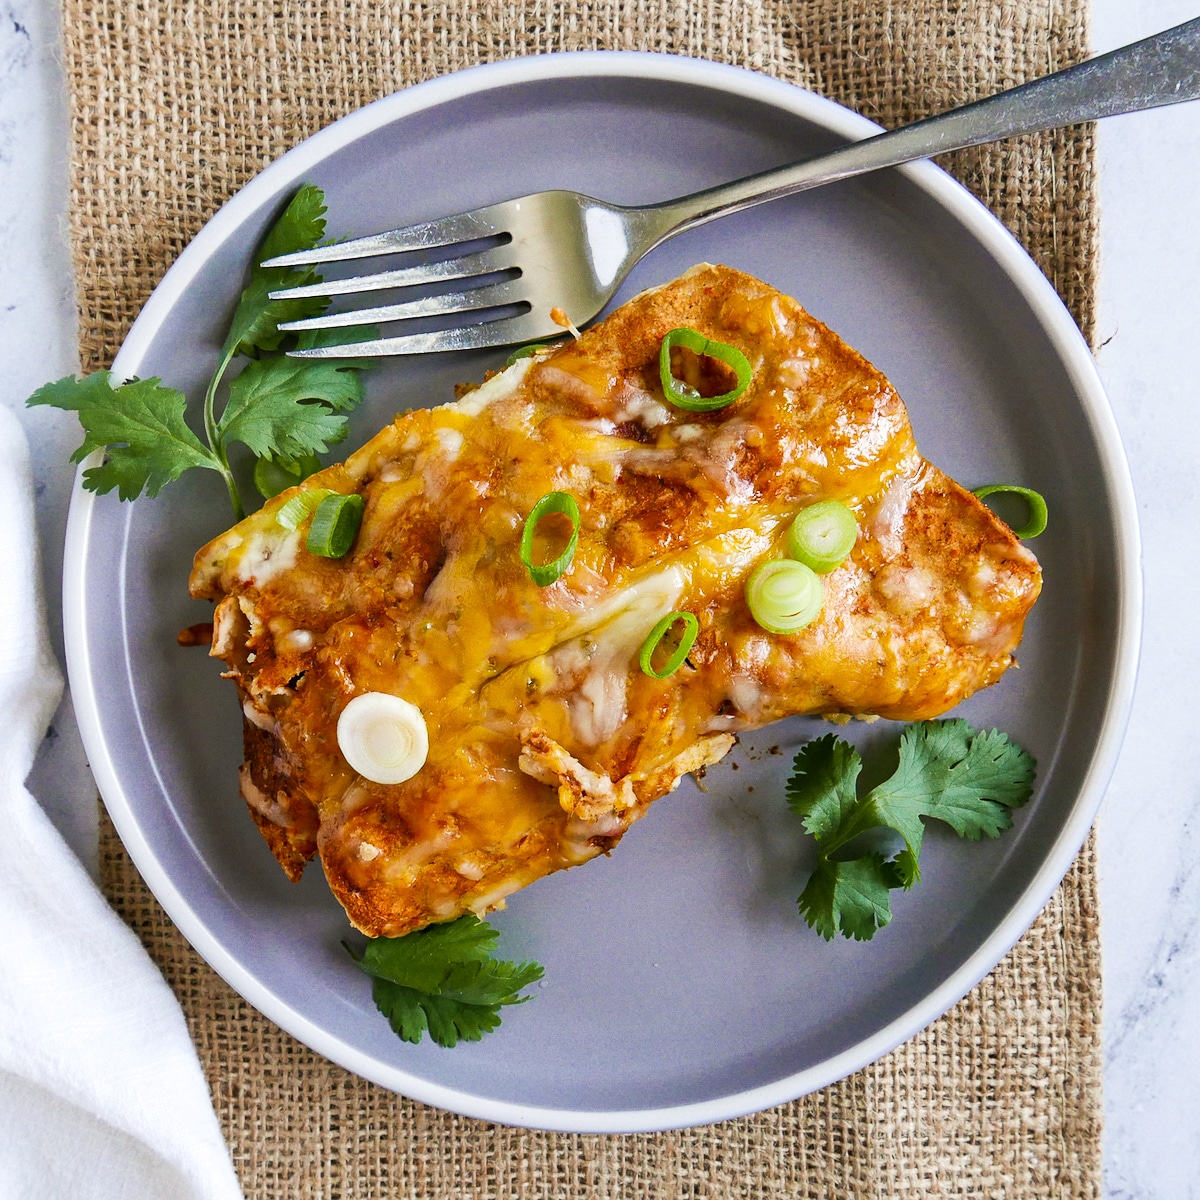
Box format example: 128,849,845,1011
28,184,371,519
348,915,544,1048
787,720,1035,941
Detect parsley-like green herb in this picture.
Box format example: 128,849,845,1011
787,719,1035,941
26,372,218,501
28,184,371,520
348,915,544,1048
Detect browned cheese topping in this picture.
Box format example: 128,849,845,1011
189,264,1041,937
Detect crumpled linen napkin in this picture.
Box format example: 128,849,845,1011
0,406,243,1200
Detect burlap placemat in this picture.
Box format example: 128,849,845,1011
64,1,1101,1194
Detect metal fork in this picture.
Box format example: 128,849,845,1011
269,18,1200,358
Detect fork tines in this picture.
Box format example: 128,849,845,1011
264,202,541,356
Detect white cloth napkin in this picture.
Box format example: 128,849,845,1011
0,407,244,1200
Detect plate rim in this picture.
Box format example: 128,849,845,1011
62,50,1142,1133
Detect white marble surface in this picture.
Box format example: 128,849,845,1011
1092,5,1200,1197
2,0,1198,1193
0,0,95,871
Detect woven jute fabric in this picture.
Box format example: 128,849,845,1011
65,0,1101,1194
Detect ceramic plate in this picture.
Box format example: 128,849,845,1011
63,53,1140,1133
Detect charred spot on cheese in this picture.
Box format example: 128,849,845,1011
189,264,1041,938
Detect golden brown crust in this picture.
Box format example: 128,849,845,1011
191,264,1041,936
245,802,311,884
240,719,318,881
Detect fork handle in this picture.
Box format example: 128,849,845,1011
644,17,1200,238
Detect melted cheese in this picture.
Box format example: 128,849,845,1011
191,264,1041,937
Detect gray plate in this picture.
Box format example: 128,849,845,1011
63,53,1140,1132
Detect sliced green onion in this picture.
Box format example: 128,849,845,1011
639,612,699,679
254,453,322,500
276,487,336,531
307,493,364,558
972,484,1048,539
504,341,557,367
786,500,859,573
745,559,823,635
520,491,580,586
658,327,753,412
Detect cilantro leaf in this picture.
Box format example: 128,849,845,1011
786,720,1035,941
420,990,504,1047
370,977,435,1043
358,914,501,992
26,183,380,520
798,855,903,942
863,720,1036,863
258,184,328,264
216,355,368,460
295,324,380,352
350,915,544,1048
27,372,219,500
893,847,921,889
222,184,330,357
371,978,505,1047
434,957,546,1006
785,734,863,842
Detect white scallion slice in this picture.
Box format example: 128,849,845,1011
337,692,429,785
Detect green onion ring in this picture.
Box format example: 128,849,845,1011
638,612,699,679
520,491,580,586
658,327,753,412
745,559,824,635
504,339,562,367
972,485,1048,539
276,487,336,531
786,500,859,574
307,493,365,558
505,344,543,366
